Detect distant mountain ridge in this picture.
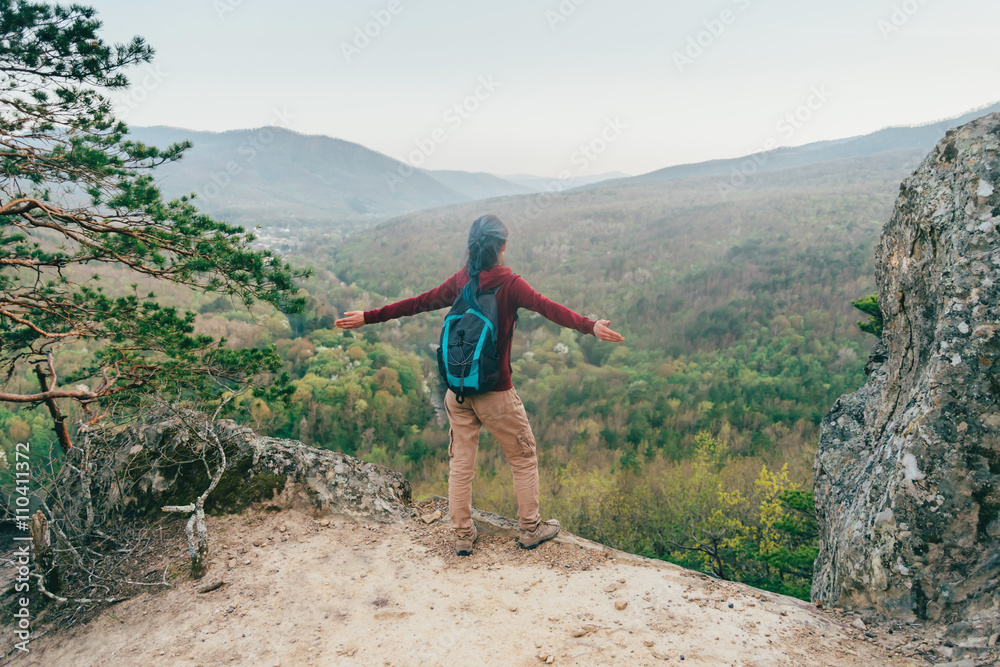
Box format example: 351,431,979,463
130,101,1000,230
503,171,632,192
128,126,534,230
129,126,628,231
608,101,1000,188
425,170,534,200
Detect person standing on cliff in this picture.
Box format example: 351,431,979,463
335,214,625,555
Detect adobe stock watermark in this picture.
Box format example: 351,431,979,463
384,76,502,192
515,116,628,226
213,0,247,21
545,0,590,31
673,0,752,74
194,107,296,202
11,441,33,654
877,0,932,40
717,85,833,200
114,64,168,121
340,0,407,63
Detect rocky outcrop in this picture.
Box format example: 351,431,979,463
56,409,413,526
813,113,1000,638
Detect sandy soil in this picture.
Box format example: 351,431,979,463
12,502,927,667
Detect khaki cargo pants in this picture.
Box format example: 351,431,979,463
444,388,540,538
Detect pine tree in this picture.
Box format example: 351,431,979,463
0,1,307,450
850,293,883,338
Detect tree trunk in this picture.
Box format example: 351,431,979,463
34,364,73,452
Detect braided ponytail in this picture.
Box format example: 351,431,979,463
462,214,509,313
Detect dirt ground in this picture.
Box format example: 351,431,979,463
3,500,958,666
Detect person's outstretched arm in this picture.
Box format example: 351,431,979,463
334,271,462,330
510,276,624,342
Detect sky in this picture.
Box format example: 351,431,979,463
87,0,1000,177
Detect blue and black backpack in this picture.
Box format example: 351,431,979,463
437,285,512,402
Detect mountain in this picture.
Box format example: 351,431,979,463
127,126,526,231
612,101,1000,187
503,171,632,192
425,169,533,200
128,102,999,232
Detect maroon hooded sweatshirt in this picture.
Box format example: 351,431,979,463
363,266,596,392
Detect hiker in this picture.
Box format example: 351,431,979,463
334,214,625,555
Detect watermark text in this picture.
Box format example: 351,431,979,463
12,441,32,653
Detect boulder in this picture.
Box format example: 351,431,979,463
56,408,413,526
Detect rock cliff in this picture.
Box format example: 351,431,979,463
813,112,1000,640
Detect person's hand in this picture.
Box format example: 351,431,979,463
335,311,366,329
594,319,624,342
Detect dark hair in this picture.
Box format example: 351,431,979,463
462,214,509,312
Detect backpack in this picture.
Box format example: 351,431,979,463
437,284,510,402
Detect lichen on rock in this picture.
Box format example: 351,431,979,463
813,112,1000,640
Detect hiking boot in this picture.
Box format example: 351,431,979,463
518,519,561,550
455,527,478,556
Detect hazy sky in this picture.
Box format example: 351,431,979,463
88,0,999,177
